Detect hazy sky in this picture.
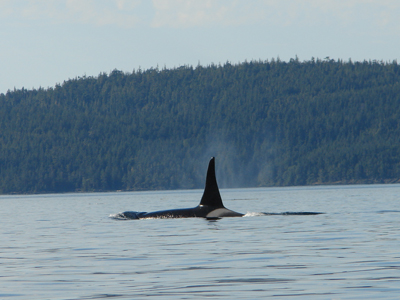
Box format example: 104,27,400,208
1,0,399,93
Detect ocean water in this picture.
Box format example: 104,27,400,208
1,184,399,299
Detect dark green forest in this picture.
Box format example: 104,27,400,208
1,57,400,194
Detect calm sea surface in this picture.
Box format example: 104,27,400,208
1,184,399,299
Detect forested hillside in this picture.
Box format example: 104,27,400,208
1,58,400,194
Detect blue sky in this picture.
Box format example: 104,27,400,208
1,0,399,93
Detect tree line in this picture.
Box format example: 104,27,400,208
1,57,400,194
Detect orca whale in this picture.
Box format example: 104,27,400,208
117,157,244,220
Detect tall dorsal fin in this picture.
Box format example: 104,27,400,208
199,157,224,208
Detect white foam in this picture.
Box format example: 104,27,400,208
109,213,127,220
243,212,266,217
